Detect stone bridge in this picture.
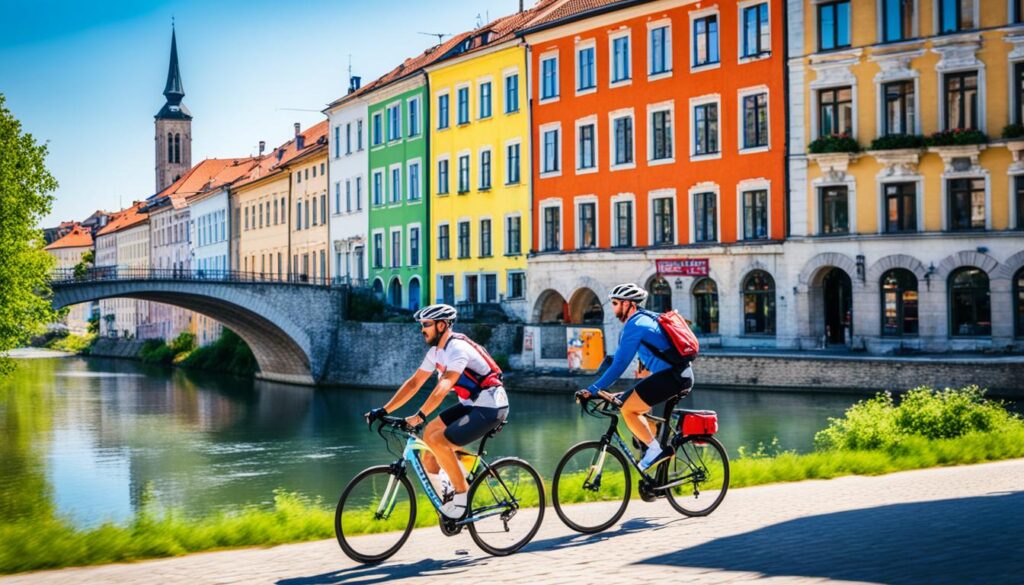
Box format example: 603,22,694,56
50,269,347,385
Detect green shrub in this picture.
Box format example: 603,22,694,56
868,134,925,150
44,333,96,354
470,323,493,345
139,340,174,366
1002,123,1024,139
181,329,257,376
169,333,195,355
347,288,386,322
925,128,988,147
808,133,860,154
493,353,511,371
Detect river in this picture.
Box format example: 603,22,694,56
2,355,872,529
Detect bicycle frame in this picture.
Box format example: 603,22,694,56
588,394,685,487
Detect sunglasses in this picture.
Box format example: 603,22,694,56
419,321,437,330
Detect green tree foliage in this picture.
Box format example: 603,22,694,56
72,250,94,280
0,94,59,375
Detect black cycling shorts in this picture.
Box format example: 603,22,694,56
439,403,509,446
621,367,693,406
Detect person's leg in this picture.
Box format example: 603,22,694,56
620,391,655,445
423,418,469,493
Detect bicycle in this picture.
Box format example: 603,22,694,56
551,392,729,534
334,414,545,563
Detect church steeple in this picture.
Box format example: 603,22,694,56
155,24,192,192
155,26,192,121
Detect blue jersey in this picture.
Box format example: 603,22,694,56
588,310,680,393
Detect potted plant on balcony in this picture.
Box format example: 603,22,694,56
1002,124,1024,165
925,128,988,147
807,133,861,176
867,134,926,174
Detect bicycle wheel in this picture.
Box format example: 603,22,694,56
552,441,631,534
663,435,729,517
335,465,416,564
467,457,545,556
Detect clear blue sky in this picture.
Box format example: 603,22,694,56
0,0,519,227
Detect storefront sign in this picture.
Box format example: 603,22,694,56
656,258,709,277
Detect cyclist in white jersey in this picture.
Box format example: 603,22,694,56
366,304,509,519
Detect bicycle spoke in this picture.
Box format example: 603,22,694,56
552,442,631,534
468,459,544,555
336,467,416,563
664,436,729,517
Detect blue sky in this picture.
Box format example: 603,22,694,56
0,0,519,227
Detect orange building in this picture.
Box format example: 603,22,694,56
521,0,788,360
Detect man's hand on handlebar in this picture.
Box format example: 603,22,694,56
364,407,387,426
574,389,592,403
597,390,623,406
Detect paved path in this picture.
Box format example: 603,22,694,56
4,460,1024,585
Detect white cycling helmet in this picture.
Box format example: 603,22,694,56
609,283,649,303
413,303,458,323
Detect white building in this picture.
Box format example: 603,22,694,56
44,225,96,333
94,203,151,339
188,183,231,346
144,194,193,341
325,79,369,284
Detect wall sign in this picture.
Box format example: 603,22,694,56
655,258,709,277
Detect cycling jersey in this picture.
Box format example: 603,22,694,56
588,310,692,394
419,334,509,409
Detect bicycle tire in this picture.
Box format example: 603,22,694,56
664,435,729,517
335,465,416,564
552,440,631,534
467,457,546,556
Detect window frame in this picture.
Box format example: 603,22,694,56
943,70,979,131
609,29,632,87
407,95,422,138
649,189,677,246
739,87,770,152
478,78,493,120
540,122,563,177
436,91,451,130
690,10,721,71
739,1,771,61
647,20,672,79
817,0,851,52
609,109,636,170
540,52,560,103
575,195,599,250
690,95,721,160
648,101,675,164
540,199,563,252
575,115,599,174
576,39,597,95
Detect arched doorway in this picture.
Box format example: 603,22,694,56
692,277,719,335
534,289,568,323
646,276,672,313
949,267,991,336
823,267,852,345
372,278,384,299
742,270,776,335
568,288,603,324
408,278,421,312
880,269,918,337
388,277,403,307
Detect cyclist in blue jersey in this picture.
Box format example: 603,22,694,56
577,283,694,471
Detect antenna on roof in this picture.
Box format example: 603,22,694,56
418,31,450,45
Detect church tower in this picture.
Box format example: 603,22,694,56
154,26,192,192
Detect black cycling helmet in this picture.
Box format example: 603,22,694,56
413,303,458,323
609,283,649,303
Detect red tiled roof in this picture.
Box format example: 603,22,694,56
520,0,638,31
45,224,93,250
96,201,148,237
233,120,330,189
155,157,264,208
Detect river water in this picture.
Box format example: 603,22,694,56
2,355,871,529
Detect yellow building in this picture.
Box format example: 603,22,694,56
427,15,535,319
787,0,1024,351
286,139,330,282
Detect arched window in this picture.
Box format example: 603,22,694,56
949,267,991,337
692,278,719,335
742,270,776,335
372,278,384,298
408,278,421,312
881,269,918,337
173,133,181,164
167,133,174,163
646,276,673,313
1014,268,1024,338
388,278,403,307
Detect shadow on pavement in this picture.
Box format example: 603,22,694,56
522,515,688,553
637,491,1024,584
276,556,484,585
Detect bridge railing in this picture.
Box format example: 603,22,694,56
50,267,335,287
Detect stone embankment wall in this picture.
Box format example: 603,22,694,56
89,338,145,359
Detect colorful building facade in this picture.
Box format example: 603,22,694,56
325,80,369,285
287,142,331,282
45,225,96,334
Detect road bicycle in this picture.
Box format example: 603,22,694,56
335,414,545,563
551,392,729,534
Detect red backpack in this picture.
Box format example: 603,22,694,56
641,309,699,366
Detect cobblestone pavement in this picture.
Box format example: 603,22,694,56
4,459,1023,585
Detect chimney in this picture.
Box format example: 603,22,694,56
348,76,362,94
294,122,301,137
519,0,524,12
258,140,266,156
276,148,284,162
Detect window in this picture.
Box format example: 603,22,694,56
373,233,383,268
438,159,450,194
508,272,526,299
578,202,597,248
438,93,450,129
480,219,492,257
613,115,634,165
390,230,401,267
458,155,470,193
615,200,633,246
742,3,770,58
694,102,719,155
883,80,915,135
692,278,719,334
408,97,420,137
818,1,850,51
440,275,455,304
612,35,631,83
743,189,769,240
372,112,383,146
506,142,521,184
577,45,596,91
1015,63,1024,125
881,269,919,336
818,86,853,137
541,56,559,100
321,194,327,224
387,104,401,141
505,215,521,254
457,221,470,258
336,125,343,157
342,181,350,213
939,0,974,34
482,274,498,303
373,171,383,206
296,170,302,184
479,82,492,119
650,25,670,75
694,191,717,242
296,201,302,230
390,167,401,204
948,177,985,231
305,198,311,227
944,71,978,130
1015,268,1024,337
820,186,849,234
652,197,674,245
578,123,596,169
504,73,520,113
543,128,561,173
693,15,719,68
743,92,769,148
949,267,991,336
409,227,420,266
355,177,363,210
479,150,491,190
743,270,776,335
543,205,560,251
884,182,917,232
1016,176,1024,229
438,224,450,259
882,0,914,42
651,109,673,160
457,86,470,124
357,120,364,150
408,162,421,201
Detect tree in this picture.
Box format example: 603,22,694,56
0,94,59,375
73,249,94,280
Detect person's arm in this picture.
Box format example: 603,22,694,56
587,321,643,393
383,368,432,414
408,369,461,425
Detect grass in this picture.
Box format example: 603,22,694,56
2,386,1023,574
43,332,95,354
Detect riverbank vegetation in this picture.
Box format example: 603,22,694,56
1,385,1022,574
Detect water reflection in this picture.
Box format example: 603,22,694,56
3,357,872,529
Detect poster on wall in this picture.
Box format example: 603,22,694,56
566,327,605,373
655,258,709,277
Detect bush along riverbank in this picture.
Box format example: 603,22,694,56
2,385,1022,574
